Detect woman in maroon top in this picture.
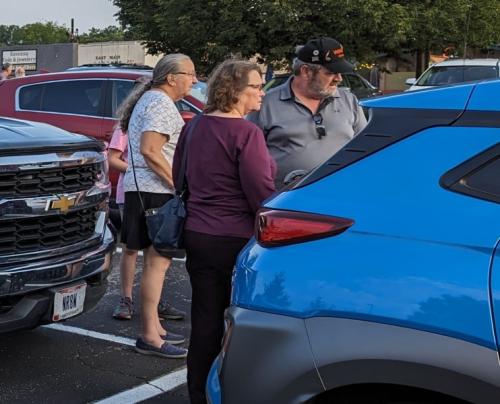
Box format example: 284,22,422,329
173,60,276,404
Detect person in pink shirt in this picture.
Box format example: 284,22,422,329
108,127,185,321
108,127,138,319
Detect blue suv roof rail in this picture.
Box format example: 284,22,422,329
360,82,475,110
292,83,482,189
293,108,464,189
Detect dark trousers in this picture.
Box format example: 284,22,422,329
184,230,248,404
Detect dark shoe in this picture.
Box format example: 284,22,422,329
158,301,186,320
112,297,133,320
135,338,187,359
160,331,186,345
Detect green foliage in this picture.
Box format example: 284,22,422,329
464,0,500,55
0,22,133,46
113,0,500,74
0,25,19,46
397,0,500,55
17,22,70,44
78,26,129,43
0,22,69,45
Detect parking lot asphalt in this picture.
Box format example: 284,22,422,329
0,251,192,403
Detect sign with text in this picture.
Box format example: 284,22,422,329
2,50,37,71
78,42,147,66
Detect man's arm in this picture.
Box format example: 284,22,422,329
352,97,368,135
247,109,271,139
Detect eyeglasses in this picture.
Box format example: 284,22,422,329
176,71,197,77
247,83,264,90
313,114,326,139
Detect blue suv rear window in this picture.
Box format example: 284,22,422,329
440,143,500,203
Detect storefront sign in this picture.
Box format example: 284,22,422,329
2,50,37,71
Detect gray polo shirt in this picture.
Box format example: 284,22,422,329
248,77,367,187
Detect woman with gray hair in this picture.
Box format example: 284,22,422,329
120,53,197,359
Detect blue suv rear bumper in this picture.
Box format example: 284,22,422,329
206,306,325,404
207,306,500,404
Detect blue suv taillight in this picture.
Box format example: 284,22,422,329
256,208,354,247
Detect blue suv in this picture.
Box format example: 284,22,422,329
207,79,500,404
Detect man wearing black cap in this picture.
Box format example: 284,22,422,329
249,37,367,188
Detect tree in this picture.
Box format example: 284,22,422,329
78,26,133,43
113,0,410,73
0,22,135,46
0,25,21,46
0,22,70,45
395,0,500,76
113,0,261,73
17,22,70,44
252,0,411,67
113,0,500,75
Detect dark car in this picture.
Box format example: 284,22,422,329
263,72,382,99
207,79,500,403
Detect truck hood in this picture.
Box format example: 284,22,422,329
0,117,104,153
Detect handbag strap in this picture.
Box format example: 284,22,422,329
175,115,201,195
129,115,202,213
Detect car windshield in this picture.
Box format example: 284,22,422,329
416,65,499,86
190,81,207,103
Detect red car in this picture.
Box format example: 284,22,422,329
0,69,204,198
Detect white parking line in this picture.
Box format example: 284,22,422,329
115,246,186,262
43,323,136,346
94,367,187,404
43,323,188,402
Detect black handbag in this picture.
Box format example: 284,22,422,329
129,116,201,259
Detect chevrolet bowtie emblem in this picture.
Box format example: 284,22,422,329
49,196,76,213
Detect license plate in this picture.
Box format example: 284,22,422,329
52,283,87,321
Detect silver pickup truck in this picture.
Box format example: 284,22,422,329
0,117,114,332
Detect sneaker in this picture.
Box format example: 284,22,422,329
135,338,188,359
112,297,133,320
157,301,186,320
160,331,186,345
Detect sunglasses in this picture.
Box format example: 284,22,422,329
313,114,326,139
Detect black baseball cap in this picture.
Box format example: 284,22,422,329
297,37,354,74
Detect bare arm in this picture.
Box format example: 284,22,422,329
108,149,128,173
140,131,174,188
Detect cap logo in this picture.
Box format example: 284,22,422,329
311,49,320,62
325,47,345,61
333,47,344,57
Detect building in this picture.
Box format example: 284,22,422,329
0,41,161,75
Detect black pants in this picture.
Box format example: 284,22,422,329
184,230,248,404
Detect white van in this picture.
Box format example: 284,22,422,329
405,58,500,91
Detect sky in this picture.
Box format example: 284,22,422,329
0,0,120,34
